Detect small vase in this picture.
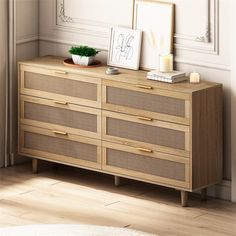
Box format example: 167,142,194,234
72,55,95,66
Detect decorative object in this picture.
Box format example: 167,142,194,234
159,54,174,73
69,45,100,66
0,224,156,236
63,58,101,68
190,72,201,83
133,0,174,70
107,27,142,70
147,70,187,83
18,56,223,207
58,1,73,23
106,67,120,75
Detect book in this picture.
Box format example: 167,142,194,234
147,75,188,83
147,70,186,79
147,70,187,83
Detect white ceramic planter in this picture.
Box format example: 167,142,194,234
72,55,95,66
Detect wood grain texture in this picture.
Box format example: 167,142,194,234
19,56,220,93
181,191,188,207
1,164,236,236
18,56,223,206
32,159,38,174
20,64,102,109
20,125,102,171
102,142,190,189
102,82,190,125
102,110,190,157
20,95,102,139
191,85,223,191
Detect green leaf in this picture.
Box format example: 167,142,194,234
69,45,100,57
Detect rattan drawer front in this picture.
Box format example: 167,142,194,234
102,81,190,125
19,125,101,169
102,111,190,157
20,96,101,139
20,65,101,108
102,142,190,189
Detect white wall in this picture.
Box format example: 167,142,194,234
39,0,231,184
16,0,39,60
13,0,39,163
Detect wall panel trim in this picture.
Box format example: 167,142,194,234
175,57,230,72
174,0,219,55
16,35,39,45
207,180,231,201
39,37,230,72
52,0,219,55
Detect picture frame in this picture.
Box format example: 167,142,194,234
107,27,142,70
133,0,174,70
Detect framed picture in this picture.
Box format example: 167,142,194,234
107,27,142,70
133,0,174,70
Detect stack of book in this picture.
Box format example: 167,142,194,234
147,70,187,83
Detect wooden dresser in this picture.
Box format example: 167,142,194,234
18,56,223,206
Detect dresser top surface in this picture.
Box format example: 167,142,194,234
19,56,221,94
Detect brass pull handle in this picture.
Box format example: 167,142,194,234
136,147,153,153
53,100,68,105
136,84,153,90
54,70,68,75
52,130,68,136
137,116,153,121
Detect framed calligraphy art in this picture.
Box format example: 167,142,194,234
107,27,142,70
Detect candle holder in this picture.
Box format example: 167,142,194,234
159,54,173,73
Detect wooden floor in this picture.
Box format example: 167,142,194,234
0,162,236,236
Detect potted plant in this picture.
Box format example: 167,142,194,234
69,45,100,66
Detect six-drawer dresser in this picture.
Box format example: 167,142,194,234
18,56,223,206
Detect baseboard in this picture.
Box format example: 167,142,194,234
12,153,31,165
206,180,231,201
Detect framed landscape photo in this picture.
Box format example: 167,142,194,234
133,0,174,70
107,27,142,70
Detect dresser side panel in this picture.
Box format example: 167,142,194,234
192,85,223,190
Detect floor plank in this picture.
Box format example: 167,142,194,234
0,163,235,236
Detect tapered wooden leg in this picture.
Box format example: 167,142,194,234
201,188,207,201
114,176,120,187
181,191,188,207
32,159,39,174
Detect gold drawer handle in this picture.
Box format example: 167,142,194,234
137,116,153,121
52,130,68,136
136,84,153,90
136,147,153,153
54,70,68,75
53,100,68,105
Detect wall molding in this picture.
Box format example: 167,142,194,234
39,36,230,72
55,0,126,38
16,35,39,45
206,180,231,201
174,0,219,55
174,0,210,43
8,0,17,167
175,57,230,71
53,0,219,55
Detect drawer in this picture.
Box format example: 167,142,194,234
102,111,190,157
19,125,101,170
102,80,190,125
20,95,101,139
102,141,190,189
20,65,101,108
